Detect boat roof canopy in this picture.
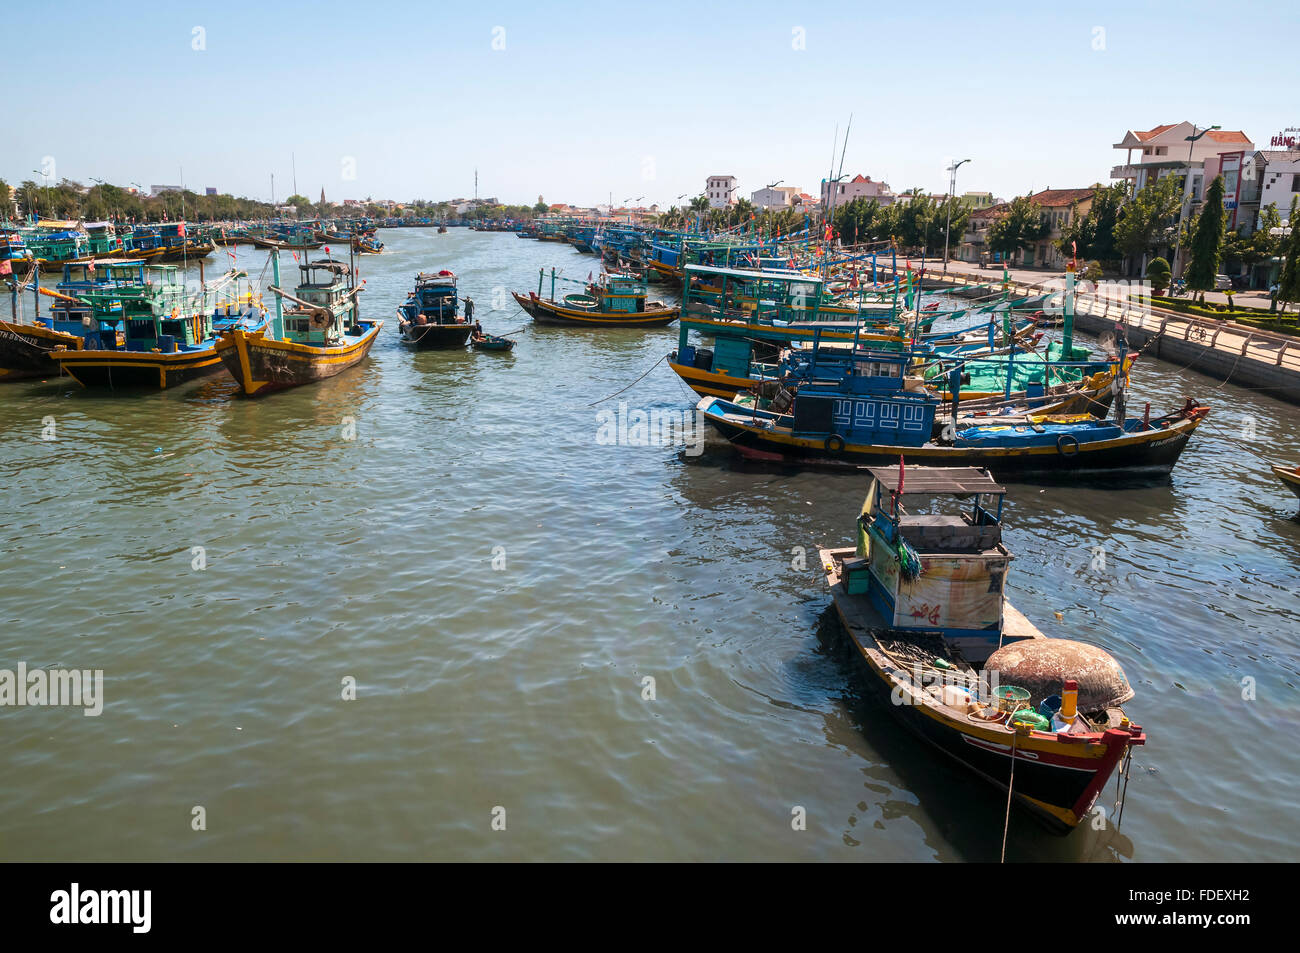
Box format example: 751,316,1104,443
864,465,1006,497
686,263,824,285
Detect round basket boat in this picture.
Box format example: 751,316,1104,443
563,293,598,311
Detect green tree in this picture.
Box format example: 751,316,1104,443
1057,183,1124,266
1145,257,1171,294
986,194,1048,263
1278,198,1300,313
1184,175,1226,303
1113,174,1181,272
0,179,11,222
1223,205,1283,278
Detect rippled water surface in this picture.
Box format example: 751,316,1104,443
2,228,1298,861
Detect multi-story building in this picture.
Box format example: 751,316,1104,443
960,191,997,209
705,175,737,208
820,174,895,209
751,186,801,209
1256,150,1300,223
957,188,1097,268
1111,122,1253,205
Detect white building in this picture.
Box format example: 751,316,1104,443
820,174,895,208
706,175,737,208
1257,150,1300,223
751,186,801,209
1111,121,1253,203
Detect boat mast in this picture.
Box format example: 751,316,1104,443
271,247,283,339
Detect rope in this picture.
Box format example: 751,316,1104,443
1000,727,1021,863
587,355,666,407
1116,748,1133,829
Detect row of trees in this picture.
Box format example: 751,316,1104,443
0,177,558,225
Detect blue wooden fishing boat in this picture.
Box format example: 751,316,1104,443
820,464,1145,833
52,265,267,389
697,343,1209,478
397,271,471,349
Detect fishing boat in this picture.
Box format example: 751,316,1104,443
1271,464,1300,499
513,269,679,327
819,464,1145,833
216,255,379,396
52,265,266,389
0,259,134,380
397,271,472,349
352,234,384,254
696,341,1208,478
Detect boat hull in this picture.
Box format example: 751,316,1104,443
0,321,85,380
52,345,225,389
215,322,383,396
399,321,472,350
513,292,678,327
1272,465,1300,499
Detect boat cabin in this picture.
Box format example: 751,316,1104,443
850,465,1012,655
283,259,356,343
588,273,648,313
87,265,207,352
401,271,460,324
788,349,938,447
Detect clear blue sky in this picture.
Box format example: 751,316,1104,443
5,0,1294,208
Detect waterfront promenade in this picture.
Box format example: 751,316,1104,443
879,259,1300,403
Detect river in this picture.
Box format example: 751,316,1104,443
1,226,1297,861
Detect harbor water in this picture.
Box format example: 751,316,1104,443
2,227,1298,861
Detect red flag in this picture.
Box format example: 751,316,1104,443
292,251,299,262
178,221,186,236
898,455,905,495
325,246,331,255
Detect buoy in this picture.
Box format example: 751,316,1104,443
1060,678,1078,723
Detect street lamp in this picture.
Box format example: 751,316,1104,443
1172,124,1220,279
943,158,971,275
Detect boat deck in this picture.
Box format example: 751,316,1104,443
820,546,1043,668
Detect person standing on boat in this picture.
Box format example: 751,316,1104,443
464,295,475,324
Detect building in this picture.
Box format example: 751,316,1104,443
820,174,895,209
751,185,801,209
1255,150,1300,224
1111,122,1253,202
956,188,1097,268
960,191,996,209
706,175,737,208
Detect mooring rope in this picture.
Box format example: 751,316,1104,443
1000,727,1022,863
587,355,666,407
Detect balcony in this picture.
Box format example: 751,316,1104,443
1110,164,1139,180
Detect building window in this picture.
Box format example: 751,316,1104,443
1293,174,1300,192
